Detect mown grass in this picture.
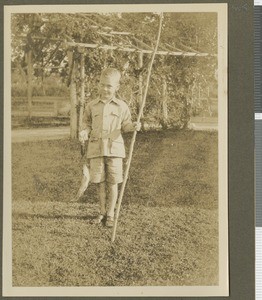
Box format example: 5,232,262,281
12,129,218,286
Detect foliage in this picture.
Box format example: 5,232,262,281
12,70,69,97
11,12,218,128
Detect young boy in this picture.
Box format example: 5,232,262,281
79,68,141,227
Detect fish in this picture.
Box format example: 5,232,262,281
71,163,90,202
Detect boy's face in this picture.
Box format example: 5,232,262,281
99,75,120,101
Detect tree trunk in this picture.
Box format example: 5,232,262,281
68,50,78,139
26,50,33,119
17,63,27,83
41,56,46,96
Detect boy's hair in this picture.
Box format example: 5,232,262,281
100,68,121,83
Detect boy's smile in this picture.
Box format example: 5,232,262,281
99,76,119,101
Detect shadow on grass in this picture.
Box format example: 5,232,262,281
12,212,96,222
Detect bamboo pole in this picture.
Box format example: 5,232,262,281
27,49,33,119
162,76,168,128
17,34,214,57
138,51,143,105
111,13,164,242
138,51,144,130
79,52,85,132
65,41,210,57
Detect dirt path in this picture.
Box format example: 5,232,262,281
189,116,218,131
11,120,217,143
12,127,70,143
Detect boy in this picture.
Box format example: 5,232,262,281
79,68,141,227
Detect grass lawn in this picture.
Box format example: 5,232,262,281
12,129,218,286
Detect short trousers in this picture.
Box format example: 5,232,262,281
89,157,123,184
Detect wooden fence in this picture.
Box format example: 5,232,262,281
12,97,70,117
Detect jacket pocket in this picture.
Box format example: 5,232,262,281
110,139,125,157
91,112,100,130
111,111,120,117
108,111,121,129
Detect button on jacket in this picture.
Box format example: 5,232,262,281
81,97,135,158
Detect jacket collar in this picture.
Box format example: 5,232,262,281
94,96,120,106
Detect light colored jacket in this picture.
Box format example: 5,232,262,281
81,97,135,158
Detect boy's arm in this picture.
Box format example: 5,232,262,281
121,105,141,133
79,104,92,142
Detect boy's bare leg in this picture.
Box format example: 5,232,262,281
107,183,118,219
99,182,107,216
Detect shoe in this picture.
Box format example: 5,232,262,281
106,216,114,228
93,214,105,224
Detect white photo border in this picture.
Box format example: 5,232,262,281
3,3,228,297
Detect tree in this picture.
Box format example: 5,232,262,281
11,12,217,132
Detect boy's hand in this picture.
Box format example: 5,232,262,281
133,121,141,131
79,129,89,143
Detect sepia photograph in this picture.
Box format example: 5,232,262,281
3,3,228,297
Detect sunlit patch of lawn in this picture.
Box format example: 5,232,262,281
12,129,218,286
